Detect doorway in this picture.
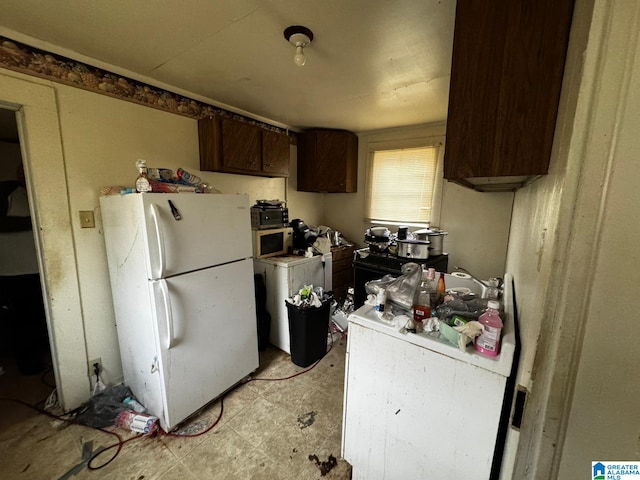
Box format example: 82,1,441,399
0,108,56,429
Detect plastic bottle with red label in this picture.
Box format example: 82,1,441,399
176,168,202,186
413,274,431,326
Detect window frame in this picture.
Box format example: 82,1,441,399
364,135,445,229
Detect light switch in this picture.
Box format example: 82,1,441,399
79,210,95,228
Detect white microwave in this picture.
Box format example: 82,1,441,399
252,227,293,259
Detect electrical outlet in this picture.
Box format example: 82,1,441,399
88,357,102,375
79,210,95,228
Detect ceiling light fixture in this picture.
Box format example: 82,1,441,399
284,25,314,67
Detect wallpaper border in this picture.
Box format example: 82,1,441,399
0,36,294,138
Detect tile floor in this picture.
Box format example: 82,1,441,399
0,338,352,479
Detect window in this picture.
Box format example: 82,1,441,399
365,145,441,226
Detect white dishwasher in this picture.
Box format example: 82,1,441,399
341,273,517,480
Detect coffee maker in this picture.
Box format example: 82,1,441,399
290,219,318,251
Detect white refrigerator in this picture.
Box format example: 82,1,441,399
100,193,258,432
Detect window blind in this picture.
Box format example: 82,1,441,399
366,146,439,224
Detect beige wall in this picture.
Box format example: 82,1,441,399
323,123,513,280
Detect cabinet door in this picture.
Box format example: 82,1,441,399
315,131,357,192
297,129,358,193
331,245,355,302
296,131,316,191
262,129,290,177
198,116,223,171
343,322,504,479
444,0,574,185
221,117,261,173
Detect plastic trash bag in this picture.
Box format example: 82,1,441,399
75,384,136,428
285,285,330,310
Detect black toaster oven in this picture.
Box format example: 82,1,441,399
251,201,289,230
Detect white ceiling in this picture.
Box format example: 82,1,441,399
0,0,456,133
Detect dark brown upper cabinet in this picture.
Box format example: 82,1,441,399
444,0,575,192
198,115,290,178
297,129,358,193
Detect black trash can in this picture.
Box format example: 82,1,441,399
285,298,331,367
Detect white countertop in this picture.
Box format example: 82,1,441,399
347,273,516,377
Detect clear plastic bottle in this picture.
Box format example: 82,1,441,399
375,288,386,313
135,159,152,193
412,274,431,325
426,268,438,306
123,396,147,413
176,168,202,186
475,300,503,357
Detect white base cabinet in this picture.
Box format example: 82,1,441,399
342,275,516,479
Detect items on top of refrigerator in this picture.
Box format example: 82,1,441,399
101,161,221,195
135,159,152,193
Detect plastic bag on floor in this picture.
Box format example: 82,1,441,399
75,384,136,428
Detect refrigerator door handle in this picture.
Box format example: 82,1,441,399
149,203,166,279
158,279,175,349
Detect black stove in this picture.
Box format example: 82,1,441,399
352,248,449,308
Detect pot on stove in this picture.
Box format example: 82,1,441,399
413,228,447,256
364,226,392,253
396,239,430,259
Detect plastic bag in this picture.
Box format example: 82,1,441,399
436,297,500,322
75,384,136,428
383,262,423,314
364,274,397,295
285,285,330,309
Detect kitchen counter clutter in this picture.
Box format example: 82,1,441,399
342,273,517,479
352,248,449,308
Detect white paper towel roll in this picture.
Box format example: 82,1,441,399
450,271,472,279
